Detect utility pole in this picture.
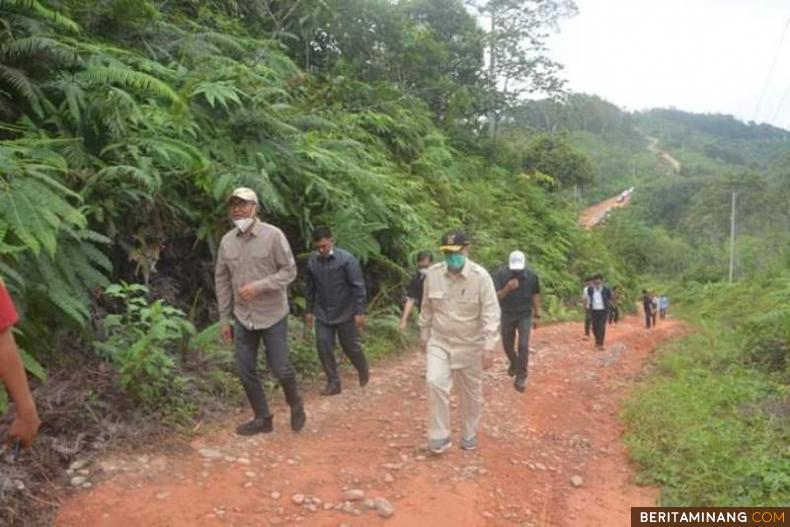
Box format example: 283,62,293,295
728,190,738,283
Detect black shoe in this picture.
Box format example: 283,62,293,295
358,368,369,387
290,402,306,432
507,363,516,377
236,416,273,436
320,383,341,396
514,376,527,393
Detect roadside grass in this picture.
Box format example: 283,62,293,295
623,279,790,506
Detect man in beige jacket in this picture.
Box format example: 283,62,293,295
215,187,305,435
419,230,500,454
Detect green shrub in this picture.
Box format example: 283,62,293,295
94,282,195,410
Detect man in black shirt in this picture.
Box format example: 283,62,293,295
399,251,434,331
304,226,369,396
587,274,612,350
492,250,541,393
642,290,654,329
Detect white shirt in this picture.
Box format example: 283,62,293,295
591,287,605,311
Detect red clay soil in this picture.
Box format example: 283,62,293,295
55,316,684,527
579,195,631,229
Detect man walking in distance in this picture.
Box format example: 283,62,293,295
659,294,669,319
399,251,434,332
582,277,592,340
642,290,654,329
586,274,611,351
419,230,500,454
304,226,369,396
215,187,306,435
608,285,620,325
492,250,541,393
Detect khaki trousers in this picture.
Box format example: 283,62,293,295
425,341,483,442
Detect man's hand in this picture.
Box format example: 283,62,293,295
354,314,367,330
506,278,519,291
221,323,233,344
8,408,40,449
238,282,260,301
304,313,314,330
482,350,495,370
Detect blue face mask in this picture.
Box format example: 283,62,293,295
445,253,466,270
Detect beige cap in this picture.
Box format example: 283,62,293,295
229,187,258,204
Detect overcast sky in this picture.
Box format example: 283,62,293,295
546,0,790,130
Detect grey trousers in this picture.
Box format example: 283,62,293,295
501,313,533,378
316,318,368,386
234,316,301,419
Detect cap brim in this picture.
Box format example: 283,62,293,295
439,245,464,252
509,263,525,270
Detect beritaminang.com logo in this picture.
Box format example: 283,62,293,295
631,507,788,527
642,511,747,523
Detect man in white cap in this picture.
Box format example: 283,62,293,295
419,230,500,454
215,187,306,435
492,250,541,392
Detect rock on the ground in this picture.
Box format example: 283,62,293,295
270,491,281,500
198,448,223,460
375,498,395,518
70,476,87,487
69,459,89,471
570,475,584,487
384,472,395,483
342,489,365,501
292,493,305,505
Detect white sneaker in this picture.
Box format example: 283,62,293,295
460,436,477,451
428,438,452,455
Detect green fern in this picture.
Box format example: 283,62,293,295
0,36,80,64
76,65,181,105
0,0,81,33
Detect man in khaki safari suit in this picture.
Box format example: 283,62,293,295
419,230,501,454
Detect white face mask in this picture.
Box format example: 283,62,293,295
233,217,254,232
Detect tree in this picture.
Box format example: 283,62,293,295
466,0,578,146
522,133,594,190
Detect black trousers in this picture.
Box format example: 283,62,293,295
316,318,368,386
608,306,619,324
590,309,608,346
234,316,301,419
584,309,592,336
501,313,533,378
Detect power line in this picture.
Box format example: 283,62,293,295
753,15,790,122
772,79,790,125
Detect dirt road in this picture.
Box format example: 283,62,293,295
56,317,683,527
646,137,681,173
578,194,631,229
